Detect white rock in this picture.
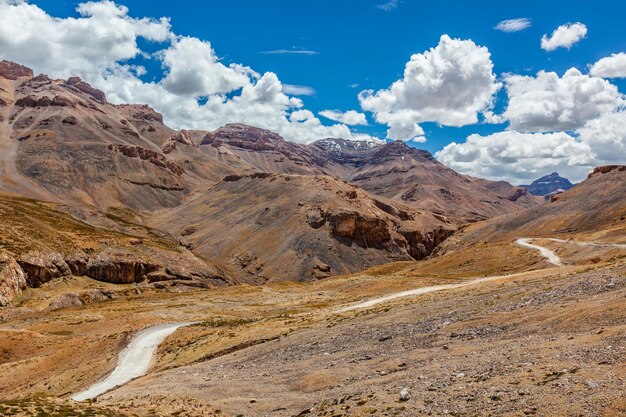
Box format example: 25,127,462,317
399,388,410,401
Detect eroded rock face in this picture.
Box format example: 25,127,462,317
17,252,71,288
108,144,186,176
83,258,159,284
66,76,107,103
115,104,164,123
328,211,392,249
399,227,453,260
14,95,74,108
162,130,196,154
0,61,34,80
0,255,27,307
11,249,225,291
588,165,626,178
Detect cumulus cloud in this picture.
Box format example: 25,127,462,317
589,53,626,78
160,37,251,96
541,22,587,51
575,110,626,163
437,108,626,183
0,0,171,79
358,35,500,141
436,131,594,184
495,18,532,33
502,68,624,132
319,110,368,126
0,0,368,144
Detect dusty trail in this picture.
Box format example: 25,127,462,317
339,237,578,312
546,238,626,249
515,238,563,266
71,322,196,401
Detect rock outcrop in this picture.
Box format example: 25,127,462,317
0,254,27,307
108,144,186,176
0,60,33,80
588,165,626,178
115,104,164,123
65,76,107,103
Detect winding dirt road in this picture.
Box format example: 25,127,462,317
515,238,563,266
339,237,569,312
71,322,196,401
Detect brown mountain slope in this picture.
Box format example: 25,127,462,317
151,173,454,282
440,165,626,257
0,193,228,306
330,140,539,224
1,61,536,225
0,62,240,211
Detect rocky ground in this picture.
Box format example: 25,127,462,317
0,238,624,416
102,262,626,417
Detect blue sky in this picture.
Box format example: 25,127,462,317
32,0,626,154
1,0,625,183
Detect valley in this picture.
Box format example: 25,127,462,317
0,61,624,417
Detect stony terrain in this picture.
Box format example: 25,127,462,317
0,240,624,416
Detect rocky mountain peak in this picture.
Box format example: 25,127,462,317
115,104,164,123
0,60,34,80
200,123,286,150
521,172,574,196
367,140,435,162
313,138,383,154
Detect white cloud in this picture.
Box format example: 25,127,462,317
541,22,587,51
319,110,368,126
160,37,250,96
359,34,500,141
437,109,626,183
589,53,626,78
0,0,171,79
259,49,319,56
495,18,532,33
377,0,399,11
502,68,624,132
0,0,368,144
436,131,594,184
282,84,316,96
575,110,626,163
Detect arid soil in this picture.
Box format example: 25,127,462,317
1,237,624,417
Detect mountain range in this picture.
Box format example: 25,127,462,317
0,60,542,296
